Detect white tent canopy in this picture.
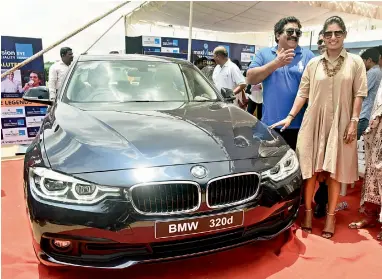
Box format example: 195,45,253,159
124,1,382,52
126,1,382,33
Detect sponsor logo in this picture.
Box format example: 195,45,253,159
1,118,26,128
1,49,16,60
26,117,44,127
15,44,33,60
25,106,47,117
142,36,161,47
162,39,179,47
2,128,26,137
242,46,255,53
27,127,40,137
1,108,24,117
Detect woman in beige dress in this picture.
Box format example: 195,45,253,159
271,16,367,238
349,81,382,240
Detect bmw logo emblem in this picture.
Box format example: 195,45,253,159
191,165,208,179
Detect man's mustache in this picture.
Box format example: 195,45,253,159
287,36,298,41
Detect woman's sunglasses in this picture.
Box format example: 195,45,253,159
323,31,345,39
284,28,302,37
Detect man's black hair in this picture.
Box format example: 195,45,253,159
361,48,381,64
274,16,302,43
373,45,382,56
60,47,72,57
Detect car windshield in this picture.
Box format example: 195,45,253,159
64,60,219,103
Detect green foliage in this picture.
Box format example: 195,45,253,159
44,62,54,84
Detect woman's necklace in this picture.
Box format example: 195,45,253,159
322,56,344,77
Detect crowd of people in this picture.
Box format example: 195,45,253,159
196,16,382,240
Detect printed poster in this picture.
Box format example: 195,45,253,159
1,36,46,145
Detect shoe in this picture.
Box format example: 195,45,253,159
314,203,327,218
301,209,313,233
322,212,336,239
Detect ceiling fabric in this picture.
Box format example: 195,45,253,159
125,1,382,33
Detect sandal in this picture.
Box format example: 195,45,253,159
301,209,313,233
348,219,376,229
322,212,336,239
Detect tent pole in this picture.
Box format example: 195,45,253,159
187,1,194,62
1,0,130,79
309,31,313,50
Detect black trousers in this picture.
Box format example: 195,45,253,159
247,99,262,120
274,128,328,206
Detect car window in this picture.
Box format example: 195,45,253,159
65,61,189,102
181,65,219,101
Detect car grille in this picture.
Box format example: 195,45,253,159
131,182,200,215
207,173,260,208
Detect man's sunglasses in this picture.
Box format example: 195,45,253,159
285,28,302,37
323,31,345,39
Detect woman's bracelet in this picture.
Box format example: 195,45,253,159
288,113,295,119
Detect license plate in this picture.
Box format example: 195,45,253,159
155,211,244,239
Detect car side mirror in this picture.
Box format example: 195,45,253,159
23,86,53,105
221,88,236,102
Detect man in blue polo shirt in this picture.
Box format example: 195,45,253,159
246,16,315,150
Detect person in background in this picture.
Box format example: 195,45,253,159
246,16,315,150
201,57,208,68
271,16,368,239
232,59,242,71
194,58,204,70
358,48,382,139
212,46,247,109
48,47,74,100
243,61,263,118
373,45,382,69
21,71,42,92
1,72,22,93
349,78,382,241
317,30,326,55
201,59,216,82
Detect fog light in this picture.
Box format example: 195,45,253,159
51,239,73,252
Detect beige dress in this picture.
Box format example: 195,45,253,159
296,48,368,184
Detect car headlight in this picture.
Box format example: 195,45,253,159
29,167,121,204
261,149,299,182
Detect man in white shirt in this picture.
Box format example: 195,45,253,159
212,46,246,107
1,72,22,93
48,47,73,100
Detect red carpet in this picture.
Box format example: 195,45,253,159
2,159,381,279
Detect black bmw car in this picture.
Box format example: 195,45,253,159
22,54,302,269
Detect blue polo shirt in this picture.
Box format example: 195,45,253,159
249,45,315,129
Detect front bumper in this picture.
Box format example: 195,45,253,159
26,168,302,269
37,204,298,269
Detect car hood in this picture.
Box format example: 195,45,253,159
43,102,287,174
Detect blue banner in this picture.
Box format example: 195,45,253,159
1,36,46,145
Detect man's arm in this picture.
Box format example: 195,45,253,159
48,64,58,99
246,48,295,85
